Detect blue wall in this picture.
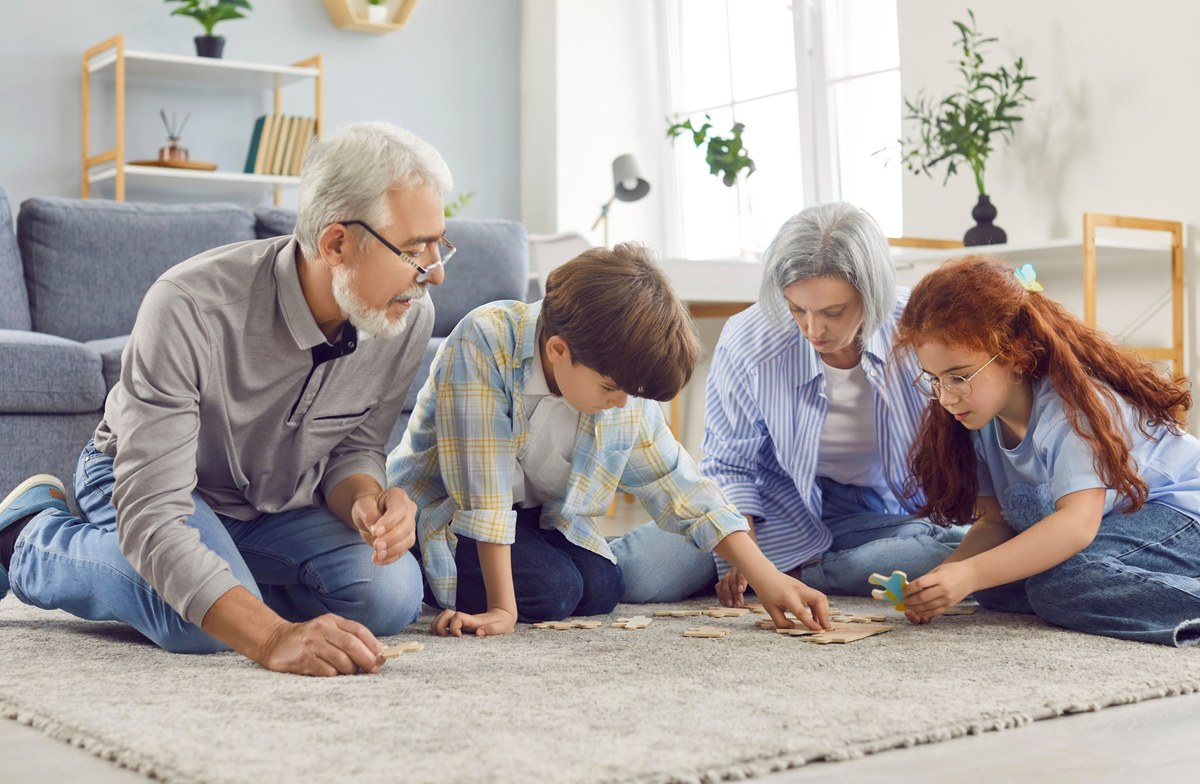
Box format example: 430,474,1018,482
0,0,519,217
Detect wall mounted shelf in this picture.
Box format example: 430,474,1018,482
322,0,421,34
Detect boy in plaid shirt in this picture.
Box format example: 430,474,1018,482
387,244,830,636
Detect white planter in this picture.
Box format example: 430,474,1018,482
364,3,388,23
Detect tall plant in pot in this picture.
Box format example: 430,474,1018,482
164,0,254,59
901,10,1035,246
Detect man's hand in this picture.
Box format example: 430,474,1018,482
903,561,978,620
351,487,417,565
259,614,386,676
431,608,517,638
748,570,831,632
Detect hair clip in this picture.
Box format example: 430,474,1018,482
1014,262,1043,292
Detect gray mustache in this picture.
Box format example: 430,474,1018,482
392,285,428,304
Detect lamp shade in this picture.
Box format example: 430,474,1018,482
612,154,650,202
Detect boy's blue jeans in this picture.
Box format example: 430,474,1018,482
8,441,423,653
611,477,962,602
974,502,1200,647
446,505,625,622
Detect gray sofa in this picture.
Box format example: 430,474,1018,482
0,187,528,505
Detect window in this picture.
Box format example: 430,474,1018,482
660,0,901,260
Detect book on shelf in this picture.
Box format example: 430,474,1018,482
244,114,318,175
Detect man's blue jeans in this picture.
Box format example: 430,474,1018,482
8,441,423,653
973,502,1200,646
611,477,961,602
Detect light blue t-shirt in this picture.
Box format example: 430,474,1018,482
975,376,1200,532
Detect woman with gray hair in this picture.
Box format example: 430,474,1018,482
612,202,961,605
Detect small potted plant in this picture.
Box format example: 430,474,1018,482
364,0,389,24
666,114,756,187
164,0,254,59
901,9,1035,246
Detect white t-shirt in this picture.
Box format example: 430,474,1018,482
815,361,892,500
512,346,581,508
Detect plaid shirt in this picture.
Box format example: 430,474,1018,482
386,300,748,609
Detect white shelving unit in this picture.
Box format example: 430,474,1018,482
81,34,322,205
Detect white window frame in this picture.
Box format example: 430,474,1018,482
655,0,900,259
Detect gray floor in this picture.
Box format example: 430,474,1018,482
5,505,1198,782
4,690,1199,782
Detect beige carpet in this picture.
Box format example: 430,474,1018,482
1,594,1198,783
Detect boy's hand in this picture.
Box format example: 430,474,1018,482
432,607,517,638
352,488,417,565
903,561,977,618
748,570,830,631
715,566,750,608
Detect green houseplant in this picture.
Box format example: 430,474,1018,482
901,9,1034,245
164,0,253,59
666,114,756,187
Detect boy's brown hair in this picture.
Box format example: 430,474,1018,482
541,243,700,401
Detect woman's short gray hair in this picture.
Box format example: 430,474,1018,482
294,121,453,259
758,202,896,345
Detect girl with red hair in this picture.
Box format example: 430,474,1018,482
895,256,1200,646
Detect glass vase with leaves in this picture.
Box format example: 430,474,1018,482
901,9,1034,245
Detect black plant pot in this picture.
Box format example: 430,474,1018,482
963,194,1007,246
194,35,225,59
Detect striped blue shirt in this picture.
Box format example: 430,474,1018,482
700,290,928,575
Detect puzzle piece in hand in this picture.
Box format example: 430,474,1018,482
683,626,729,638
380,641,424,659
941,605,978,616
532,620,603,630
611,616,654,630
868,570,909,611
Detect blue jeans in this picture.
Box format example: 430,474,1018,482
446,505,625,623
973,502,1200,646
611,477,961,602
8,441,423,653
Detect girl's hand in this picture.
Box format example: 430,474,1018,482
750,570,831,631
903,561,979,618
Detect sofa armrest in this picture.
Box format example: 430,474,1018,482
0,329,106,414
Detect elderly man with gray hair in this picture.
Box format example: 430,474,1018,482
613,202,962,605
0,122,452,675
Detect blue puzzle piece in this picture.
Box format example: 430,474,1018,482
868,570,908,611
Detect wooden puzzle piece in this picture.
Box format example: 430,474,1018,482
531,620,603,630
683,626,729,638
653,610,704,617
380,641,424,659
703,606,750,618
868,570,909,611
942,605,978,616
611,616,654,630
744,603,767,614
767,621,878,634
829,611,888,624
776,625,894,644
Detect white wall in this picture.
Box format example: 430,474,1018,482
897,0,1200,390
0,0,519,217
520,0,669,250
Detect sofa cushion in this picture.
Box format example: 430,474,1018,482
0,329,106,414
85,335,130,392
253,205,297,239
433,219,528,337
18,197,256,342
0,187,31,331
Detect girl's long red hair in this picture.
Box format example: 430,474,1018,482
895,256,1190,526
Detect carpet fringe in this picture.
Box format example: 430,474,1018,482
0,696,192,783
651,680,1200,783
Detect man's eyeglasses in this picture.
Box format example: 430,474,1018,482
341,220,456,283
911,354,1000,400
